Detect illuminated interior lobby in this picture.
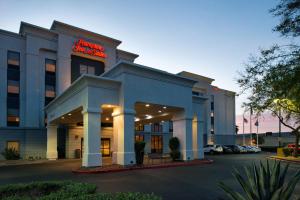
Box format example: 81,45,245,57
0,21,236,167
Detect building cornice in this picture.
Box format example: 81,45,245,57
102,61,197,88
51,20,122,47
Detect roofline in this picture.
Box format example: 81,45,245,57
117,49,139,59
102,61,198,85
19,21,57,36
50,20,122,45
177,71,215,83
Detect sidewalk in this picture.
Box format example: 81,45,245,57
73,159,214,174
0,159,52,167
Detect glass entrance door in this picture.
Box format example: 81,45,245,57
151,135,163,153
101,138,110,157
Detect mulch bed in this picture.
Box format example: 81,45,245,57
72,159,213,174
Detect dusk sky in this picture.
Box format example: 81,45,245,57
0,0,292,133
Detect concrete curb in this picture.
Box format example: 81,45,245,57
268,156,300,164
72,159,214,174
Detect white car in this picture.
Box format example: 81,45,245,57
203,144,223,154
236,145,247,153
249,146,261,153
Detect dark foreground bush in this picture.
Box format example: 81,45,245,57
1,148,20,160
0,181,161,200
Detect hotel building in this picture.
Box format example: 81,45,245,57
0,21,235,167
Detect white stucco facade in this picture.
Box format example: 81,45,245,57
0,21,236,166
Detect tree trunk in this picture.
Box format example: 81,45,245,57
294,132,299,157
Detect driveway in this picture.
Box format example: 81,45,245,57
0,152,299,200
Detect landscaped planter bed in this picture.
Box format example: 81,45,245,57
0,181,161,200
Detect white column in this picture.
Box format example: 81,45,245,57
173,112,193,161
193,119,204,159
46,124,58,160
82,108,102,167
112,108,135,165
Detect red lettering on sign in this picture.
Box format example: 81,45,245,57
72,39,106,58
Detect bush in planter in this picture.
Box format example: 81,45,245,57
135,141,146,165
282,147,292,157
1,148,20,160
169,137,180,161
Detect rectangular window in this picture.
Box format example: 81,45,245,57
45,59,56,106
135,124,144,131
151,123,163,133
7,51,20,66
7,51,20,127
7,80,20,94
151,135,163,153
45,59,56,72
80,64,96,75
135,134,144,142
7,141,20,152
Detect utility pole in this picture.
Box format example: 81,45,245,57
250,108,253,146
278,108,282,147
243,113,245,145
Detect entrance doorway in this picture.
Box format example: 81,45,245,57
151,135,163,153
101,138,111,157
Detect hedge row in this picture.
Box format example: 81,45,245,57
0,181,161,200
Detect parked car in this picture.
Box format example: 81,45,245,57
236,145,247,153
250,146,261,153
222,145,233,153
203,145,223,154
225,145,240,153
242,146,255,153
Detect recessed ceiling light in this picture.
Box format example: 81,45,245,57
135,117,140,122
163,106,167,109
145,104,150,107
161,120,165,123
105,117,110,121
61,117,65,119
68,113,72,116
158,110,162,113
145,114,152,119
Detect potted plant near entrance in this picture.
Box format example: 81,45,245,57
169,137,180,161
135,141,146,165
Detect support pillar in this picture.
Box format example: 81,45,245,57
112,108,135,165
173,113,193,161
46,124,58,160
193,118,204,159
82,108,102,167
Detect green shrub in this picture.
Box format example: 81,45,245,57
135,141,146,165
0,181,161,200
219,161,300,200
0,181,96,200
282,147,292,157
169,137,180,161
1,148,20,160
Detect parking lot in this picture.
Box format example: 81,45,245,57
0,152,299,200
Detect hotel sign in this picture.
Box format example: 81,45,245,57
72,39,107,58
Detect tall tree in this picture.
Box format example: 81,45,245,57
271,0,300,37
238,0,300,156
